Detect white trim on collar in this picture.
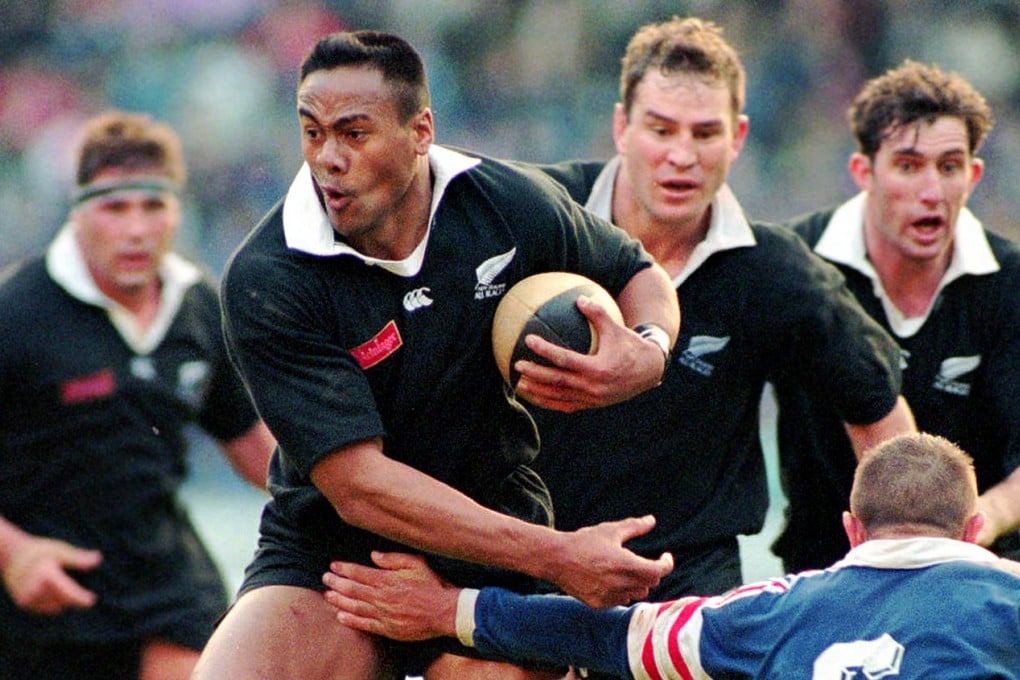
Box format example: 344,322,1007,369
832,536,1001,571
281,145,481,277
815,192,999,337
588,158,755,287
816,192,999,278
46,222,202,354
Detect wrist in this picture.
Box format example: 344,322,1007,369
632,322,672,372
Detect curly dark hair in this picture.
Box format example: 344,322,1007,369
848,59,993,158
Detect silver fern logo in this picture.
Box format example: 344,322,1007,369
933,355,980,396
177,360,211,407
474,247,516,299
678,335,730,376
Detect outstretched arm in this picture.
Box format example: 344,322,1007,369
322,551,635,677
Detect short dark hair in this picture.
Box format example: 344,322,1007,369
299,30,430,122
619,16,745,121
75,110,186,186
851,433,977,537
848,59,993,158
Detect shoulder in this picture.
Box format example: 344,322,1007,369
452,150,585,213
782,208,839,248
222,200,292,289
0,257,56,315
991,557,1020,580
529,159,606,204
746,221,829,272
985,229,1020,273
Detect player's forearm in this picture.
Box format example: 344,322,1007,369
615,264,680,344
460,588,634,677
221,420,275,490
311,442,565,580
844,396,916,460
978,465,1020,542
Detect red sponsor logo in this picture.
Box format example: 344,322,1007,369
350,320,402,369
60,369,116,404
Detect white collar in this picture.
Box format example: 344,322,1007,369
815,192,999,337
46,222,202,354
281,145,481,277
832,536,1003,571
588,158,755,287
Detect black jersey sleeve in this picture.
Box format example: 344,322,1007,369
472,158,654,299
220,209,386,478
756,225,902,426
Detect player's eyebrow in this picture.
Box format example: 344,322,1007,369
298,108,370,131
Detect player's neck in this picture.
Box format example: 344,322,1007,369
866,232,952,318
614,196,707,278
352,162,433,261
100,278,163,333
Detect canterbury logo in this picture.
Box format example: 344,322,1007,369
933,355,980,396
678,335,730,377
475,248,516,299
403,287,434,312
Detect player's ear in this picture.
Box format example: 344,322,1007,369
411,108,434,153
961,511,985,544
848,152,872,192
842,511,867,548
613,103,629,155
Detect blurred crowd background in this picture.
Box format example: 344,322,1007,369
2,0,1019,274
2,0,1019,588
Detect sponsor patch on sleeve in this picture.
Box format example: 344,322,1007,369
350,320,403,369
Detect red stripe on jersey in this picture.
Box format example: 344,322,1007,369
640,602,676,680
665,597,709,680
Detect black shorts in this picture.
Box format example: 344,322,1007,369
235,464,555,675
0,639,142,680
647,535,743,600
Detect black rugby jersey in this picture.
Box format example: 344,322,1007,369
529,160,901,600
221,146,653,577
0,229,259,645
775,198,1020,570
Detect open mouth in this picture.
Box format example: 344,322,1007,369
117,252,154,271
911,216,944,229
907,216,946,245
658,178,699,196
321,186,352,212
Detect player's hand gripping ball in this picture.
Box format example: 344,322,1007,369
492,272,623,390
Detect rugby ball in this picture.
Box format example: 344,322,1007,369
492,272,623,389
